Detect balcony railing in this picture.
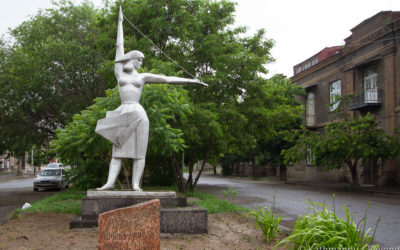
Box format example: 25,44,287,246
348,88,383,110
306,114,315,126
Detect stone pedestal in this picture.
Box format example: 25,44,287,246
70,190,208,234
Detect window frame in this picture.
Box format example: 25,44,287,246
329,80,341,111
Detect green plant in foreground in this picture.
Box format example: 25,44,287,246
188,191,247,213
222,187,238,202
11,188,85,217
276,197,380,249
250,206,282,243
249,188,282,243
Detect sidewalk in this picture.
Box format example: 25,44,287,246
199,172,400,197
283,177,400,197
0,172,35,183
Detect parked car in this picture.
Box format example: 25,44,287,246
33,168,69,191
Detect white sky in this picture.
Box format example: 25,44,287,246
1,0,400,77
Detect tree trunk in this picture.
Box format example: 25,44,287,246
16,155,23,176
349,162,360,186
189,150,211,193
213,165,217,175
279,165,287,181
252,157,256,178
171,153,186,193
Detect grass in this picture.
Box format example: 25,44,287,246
249,189,282,243
11,187,85,217
187,190,248,213
276,196,380,249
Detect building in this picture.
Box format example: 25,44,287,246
289,11,400,186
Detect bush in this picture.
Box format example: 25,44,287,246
276,198,380,249
249,189,282,243
249,206,282,243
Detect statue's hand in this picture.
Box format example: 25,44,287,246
118,6,123,22
195,79,208,87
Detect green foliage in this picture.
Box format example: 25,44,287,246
283,112,400,185
249,189,282,242
188,191,247,213
0,1,108,156
250,206,282,243
12,187,85,216
222,187,238,201
276,199,380,249
1,0,304,191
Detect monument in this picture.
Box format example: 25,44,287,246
95,6,207,191
70,6,208,235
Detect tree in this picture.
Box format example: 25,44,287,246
283,112,400,186
0,1,108,161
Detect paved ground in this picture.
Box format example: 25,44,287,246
0,174,57,225
193,173,400,248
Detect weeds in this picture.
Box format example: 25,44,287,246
249,189,282,243
222,187,238,202
187,190,247,213
11,187,85,217
276,195,380,249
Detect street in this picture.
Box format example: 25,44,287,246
194,173,400,248
0,175,57,225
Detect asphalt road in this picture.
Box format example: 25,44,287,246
194,173,400,248
0,175,58,225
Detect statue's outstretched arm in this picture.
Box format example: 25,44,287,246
142,73,208,87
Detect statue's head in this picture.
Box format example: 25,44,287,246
115,50,145,71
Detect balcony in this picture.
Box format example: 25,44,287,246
348,88,383,110
306,114,315,126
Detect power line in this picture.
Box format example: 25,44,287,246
122,14,197,79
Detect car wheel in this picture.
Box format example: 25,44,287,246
59,182,63,191
33,188,38,192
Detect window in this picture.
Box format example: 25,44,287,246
329,80,341,111
364,67,378,103
306,92,315,126
306,148,314,165
311,57,318,66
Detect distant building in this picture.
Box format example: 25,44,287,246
289,11,400,186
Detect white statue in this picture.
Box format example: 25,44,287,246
95,7,207,191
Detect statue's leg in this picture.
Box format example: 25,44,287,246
132,158,145,191
96,158,122,190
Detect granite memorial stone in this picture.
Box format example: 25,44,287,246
98,199,161,250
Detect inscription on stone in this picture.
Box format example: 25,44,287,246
98,199,160,250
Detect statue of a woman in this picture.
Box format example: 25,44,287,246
95,7,207,191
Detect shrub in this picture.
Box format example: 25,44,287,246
249,189,282,242
249,206,282,243
276,198,380,249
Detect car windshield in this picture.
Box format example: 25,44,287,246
46,163,60,169
40,170,61,176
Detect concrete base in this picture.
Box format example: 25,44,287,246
70,207,208,234
70,190,208,234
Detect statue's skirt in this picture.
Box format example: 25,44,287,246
95,103,149,159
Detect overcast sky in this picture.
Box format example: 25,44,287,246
1,0,400,77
